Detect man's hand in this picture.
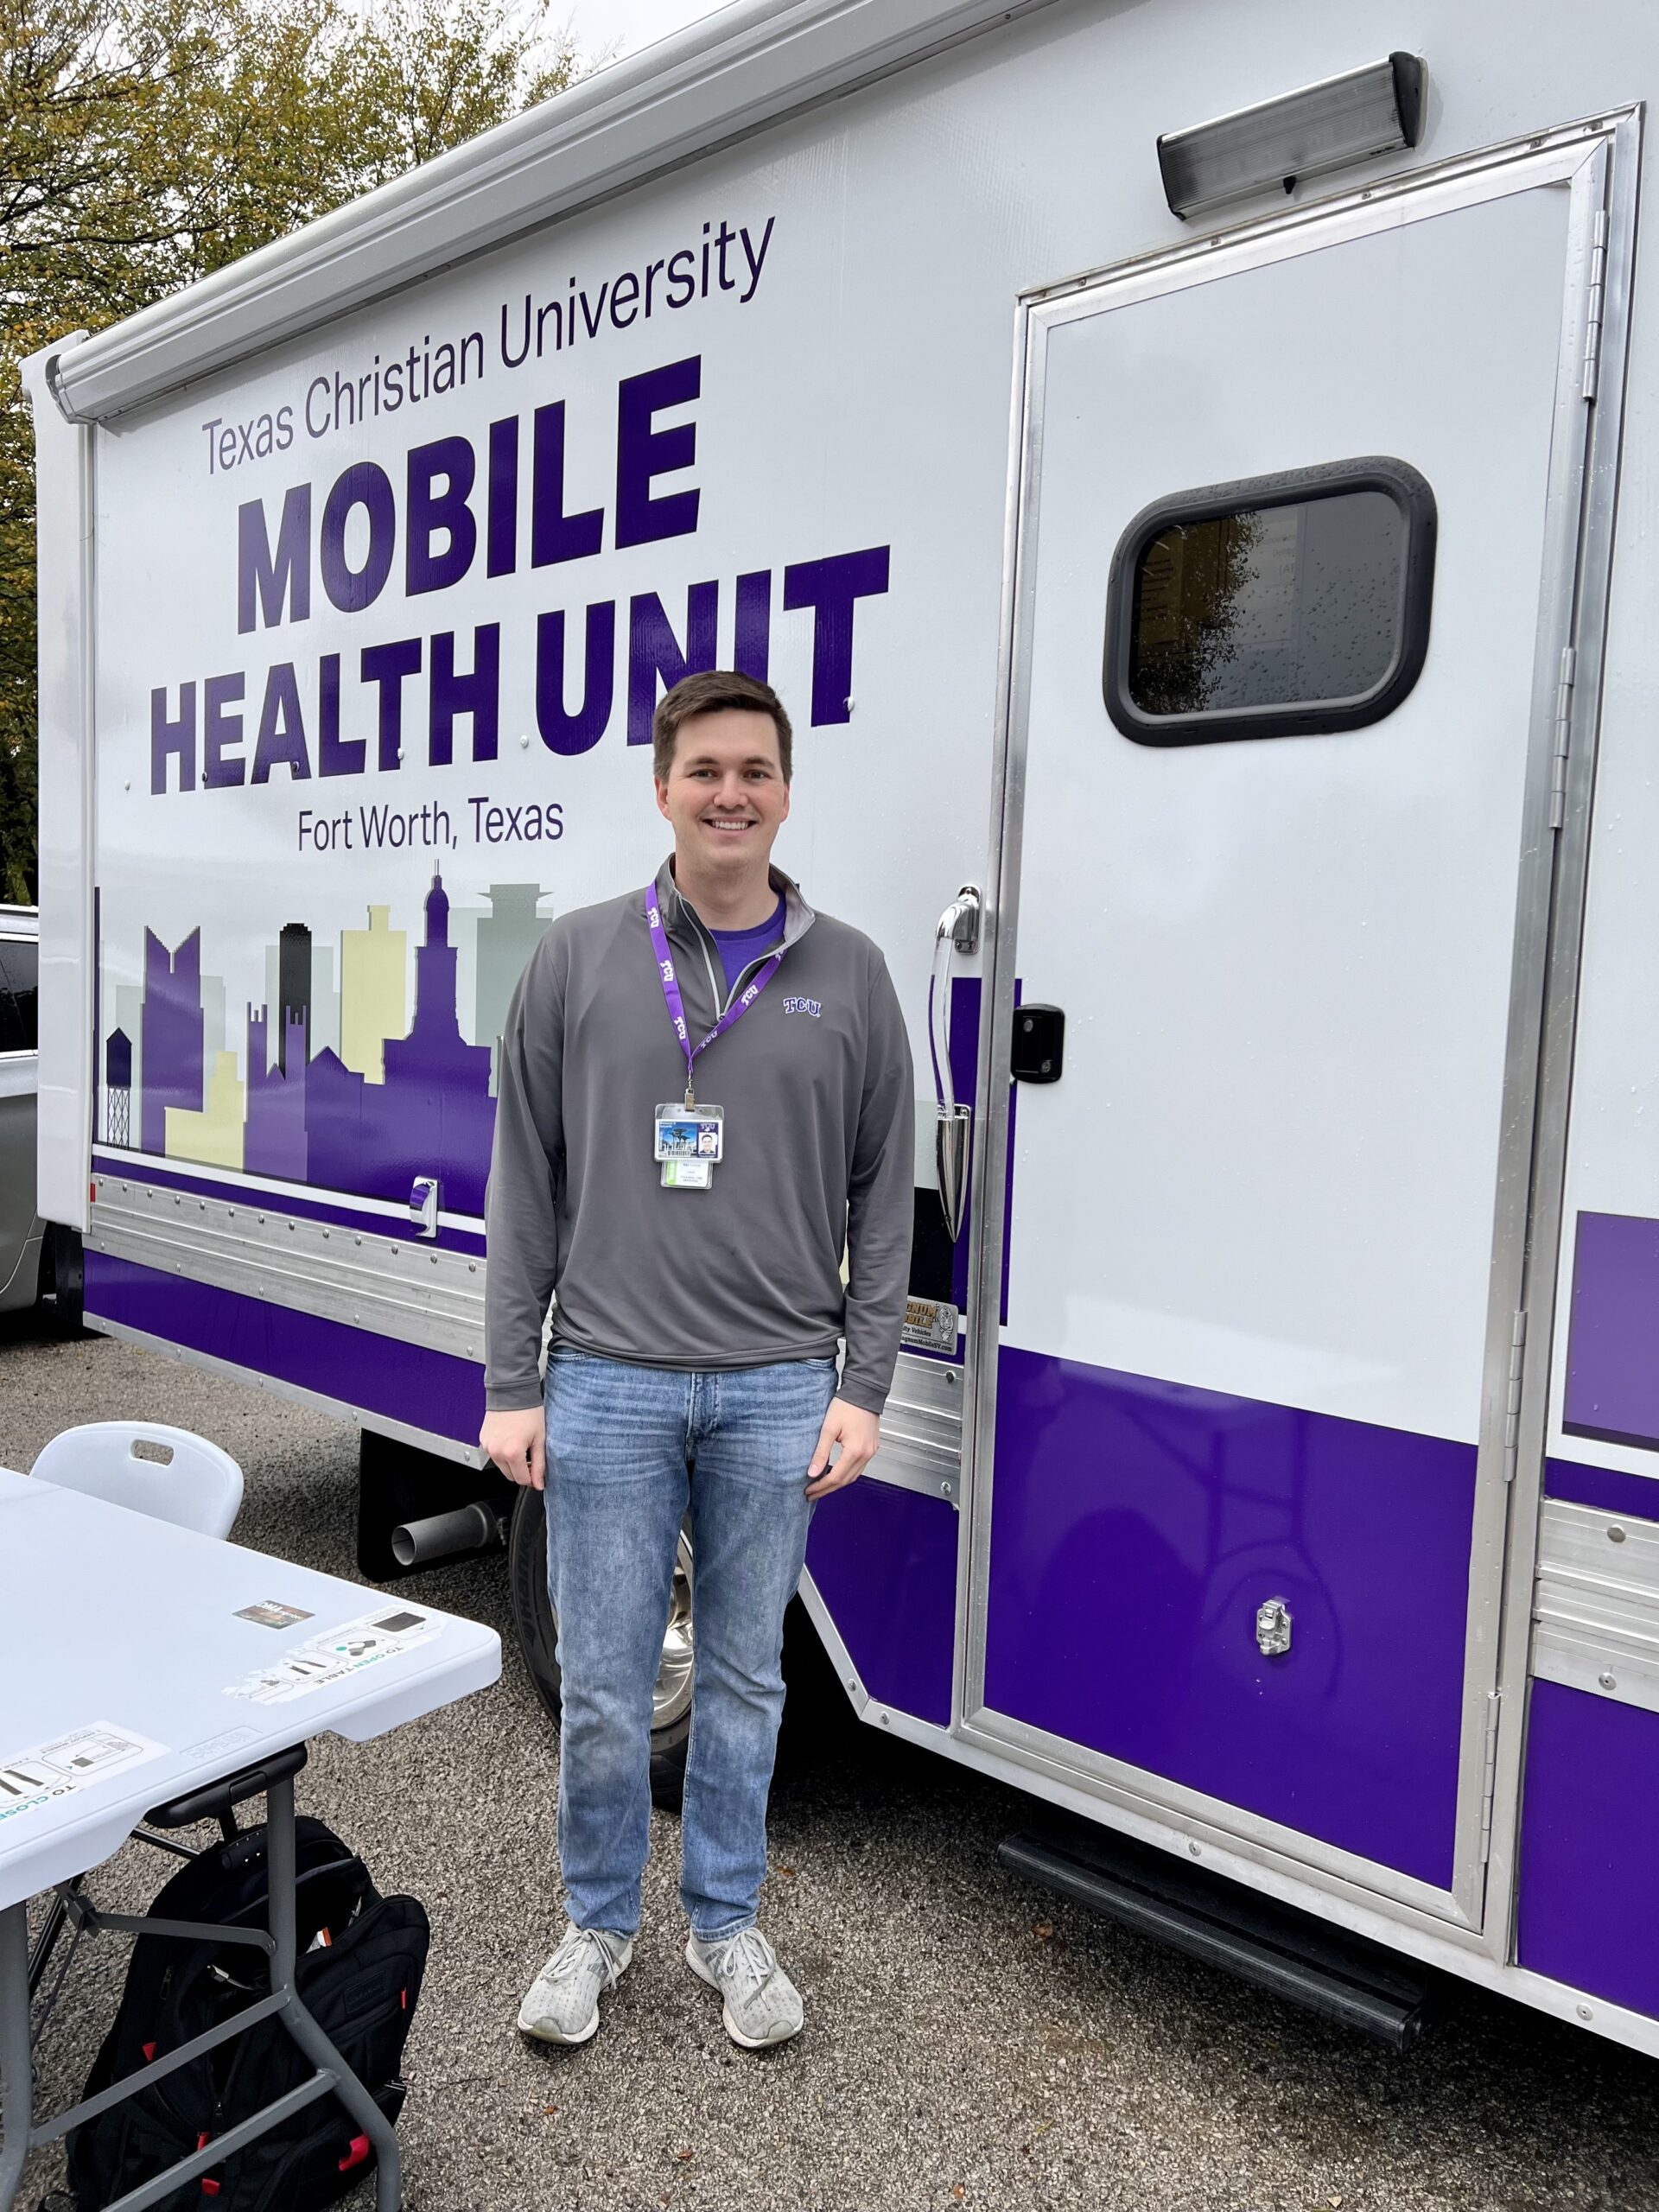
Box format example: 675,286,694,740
481,1406,546,1491
805,1398,880,1500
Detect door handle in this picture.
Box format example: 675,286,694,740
930,885,982,1241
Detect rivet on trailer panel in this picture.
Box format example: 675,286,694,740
1608,1525,1626,1543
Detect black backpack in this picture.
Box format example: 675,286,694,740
65,1816,429,2212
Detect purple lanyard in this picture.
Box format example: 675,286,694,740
645,885,785,1105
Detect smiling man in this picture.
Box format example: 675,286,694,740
482,668,914,2050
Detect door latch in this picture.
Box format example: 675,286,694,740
409,1176,439,1239
1255,1597,1293,1657
1011,1004,1065,1084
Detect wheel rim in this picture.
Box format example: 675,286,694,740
652,1531,695,1731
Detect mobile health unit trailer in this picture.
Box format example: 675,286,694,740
28,0,1659,2056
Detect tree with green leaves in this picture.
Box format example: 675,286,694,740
0,0,586,901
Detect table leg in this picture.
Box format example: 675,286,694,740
0,1903,33,2212
265,1776,404,2212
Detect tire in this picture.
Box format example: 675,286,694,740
39,1224,85,1337
507,1484,694,1811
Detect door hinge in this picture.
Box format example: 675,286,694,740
1502,1307,1528,1482
1479,1689,1503,1863
1549,648,1577,830
1582,207,1609,401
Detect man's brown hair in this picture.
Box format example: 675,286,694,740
652,670,793,785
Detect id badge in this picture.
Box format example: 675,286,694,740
655,1102,724,1186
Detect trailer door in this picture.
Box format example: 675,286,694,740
971,145,1611,1923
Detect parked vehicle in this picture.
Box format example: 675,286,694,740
0,906,42,1312
26,0,1659,2056
1,904,84,1328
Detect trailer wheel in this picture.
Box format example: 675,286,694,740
506,1484,694,1811
39,1224,85,1337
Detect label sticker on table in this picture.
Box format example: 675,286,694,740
0,1724,168,1827
235,1600,315,1630
223,1605,443,1706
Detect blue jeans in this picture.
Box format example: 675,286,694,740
543,1348,839,1940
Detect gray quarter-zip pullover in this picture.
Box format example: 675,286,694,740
484,859,915,1415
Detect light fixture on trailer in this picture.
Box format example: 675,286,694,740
1157,53,1427,220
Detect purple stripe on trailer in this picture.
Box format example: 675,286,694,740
1517,1678,1659,2018
1546,1457,1659,1523
983,1346,1475,1887
92,1154,488,1255
85,1251,484,1444
1001,981,1021,1329
805,1478,956,1726
1564,1211,1659,1453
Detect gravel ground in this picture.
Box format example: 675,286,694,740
8,1309,1659,2212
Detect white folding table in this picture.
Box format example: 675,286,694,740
0,1465,501,2212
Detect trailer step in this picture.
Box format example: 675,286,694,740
998,1819,1433,2050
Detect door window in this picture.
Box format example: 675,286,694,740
0,938,38,1053
1104,457,1436,745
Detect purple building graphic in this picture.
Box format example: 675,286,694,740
110,874,505,1216
139,928,204,1155
228,874,494,1213
244,1007,310,1181
105,1027,132,1147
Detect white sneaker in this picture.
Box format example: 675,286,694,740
685,1926,804,2048
517,1923,632,2044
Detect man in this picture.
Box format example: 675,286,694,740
481,668,914,2050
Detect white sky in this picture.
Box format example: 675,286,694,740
566,0,732,67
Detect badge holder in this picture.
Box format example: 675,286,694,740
655,1102,725,1190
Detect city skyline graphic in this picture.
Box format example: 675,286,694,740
99,876,551,1217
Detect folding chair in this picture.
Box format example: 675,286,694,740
23,1424,246,1998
